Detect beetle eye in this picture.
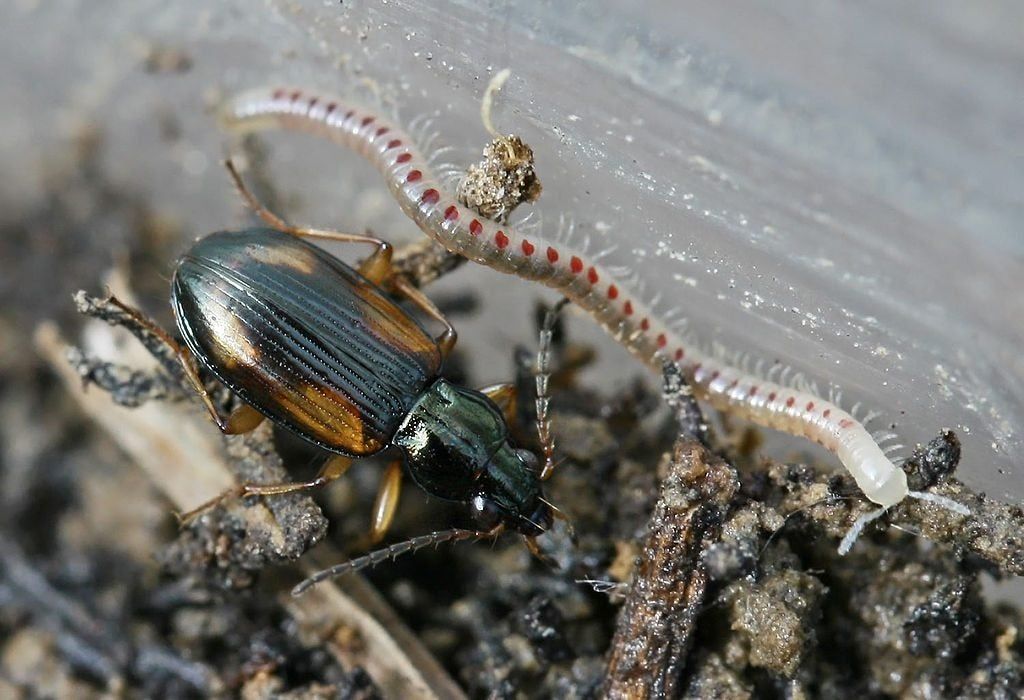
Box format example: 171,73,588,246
515,449,539,472
471,494,505,529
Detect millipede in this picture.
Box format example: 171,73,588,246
220,86,968,549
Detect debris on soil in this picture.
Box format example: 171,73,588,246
456,67,542,223
392,237,467,289
161,422,329,585
456,135,542,222
604,438,740,698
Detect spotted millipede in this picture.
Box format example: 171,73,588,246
220,87,968,546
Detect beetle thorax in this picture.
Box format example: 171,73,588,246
393,379,547,533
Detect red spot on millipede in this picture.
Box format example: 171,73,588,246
727,379,738,390
570,256,583,274
421,189,440,205
290,90,302,101
624,301,634,315
785,397,795,407
675,348,684,361
768,392,777,401
469,219,482,236
406,170,422,182
326,102,337,114
495,231,509,249
657,334,667,348
640,318,650,331
361,116,375,127
546,247,559,263
375,127,389,137
272,88,286,99
749,386,758,397
444,205,459,221
710,370,720,381
823,409,831,418
522,240,535,255
308,97,319,108
607,285,618,299
806,401,815,411
344,110,355,120
396,153,412,164
587,267,599,284
839,419,854,429
386,139,402,149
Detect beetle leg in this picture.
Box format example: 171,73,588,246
356,244,395,286
479,382,517,423
227,158,455,347
177,454,354,525
368,460,404,544
104,296,241,433
173,353,263,436
223,159,393,283
235,454,353,497
391,275,458,358
223,403,265,434
536,299,570,480
105,294,181,354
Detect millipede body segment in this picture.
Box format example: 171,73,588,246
221,86,911,509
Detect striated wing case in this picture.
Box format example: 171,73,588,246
171,228,441,455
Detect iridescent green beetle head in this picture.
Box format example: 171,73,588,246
468,445,554,537
394,378,553,536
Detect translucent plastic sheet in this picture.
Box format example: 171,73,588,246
3,1,1022,501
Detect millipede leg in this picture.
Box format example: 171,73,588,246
369,460,404,544
178,454,353,525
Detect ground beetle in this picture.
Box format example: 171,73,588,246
156,162,564,584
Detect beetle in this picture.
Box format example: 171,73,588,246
158,161,562,562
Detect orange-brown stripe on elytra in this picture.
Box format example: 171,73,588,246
224,356,378,455
352,276,442,373
203,303,264,371
245,240,318,275
292,381,383,454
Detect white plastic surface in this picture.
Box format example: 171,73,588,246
3,1,1022,501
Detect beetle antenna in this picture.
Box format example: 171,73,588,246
292,527,498,595
536,298,570,480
